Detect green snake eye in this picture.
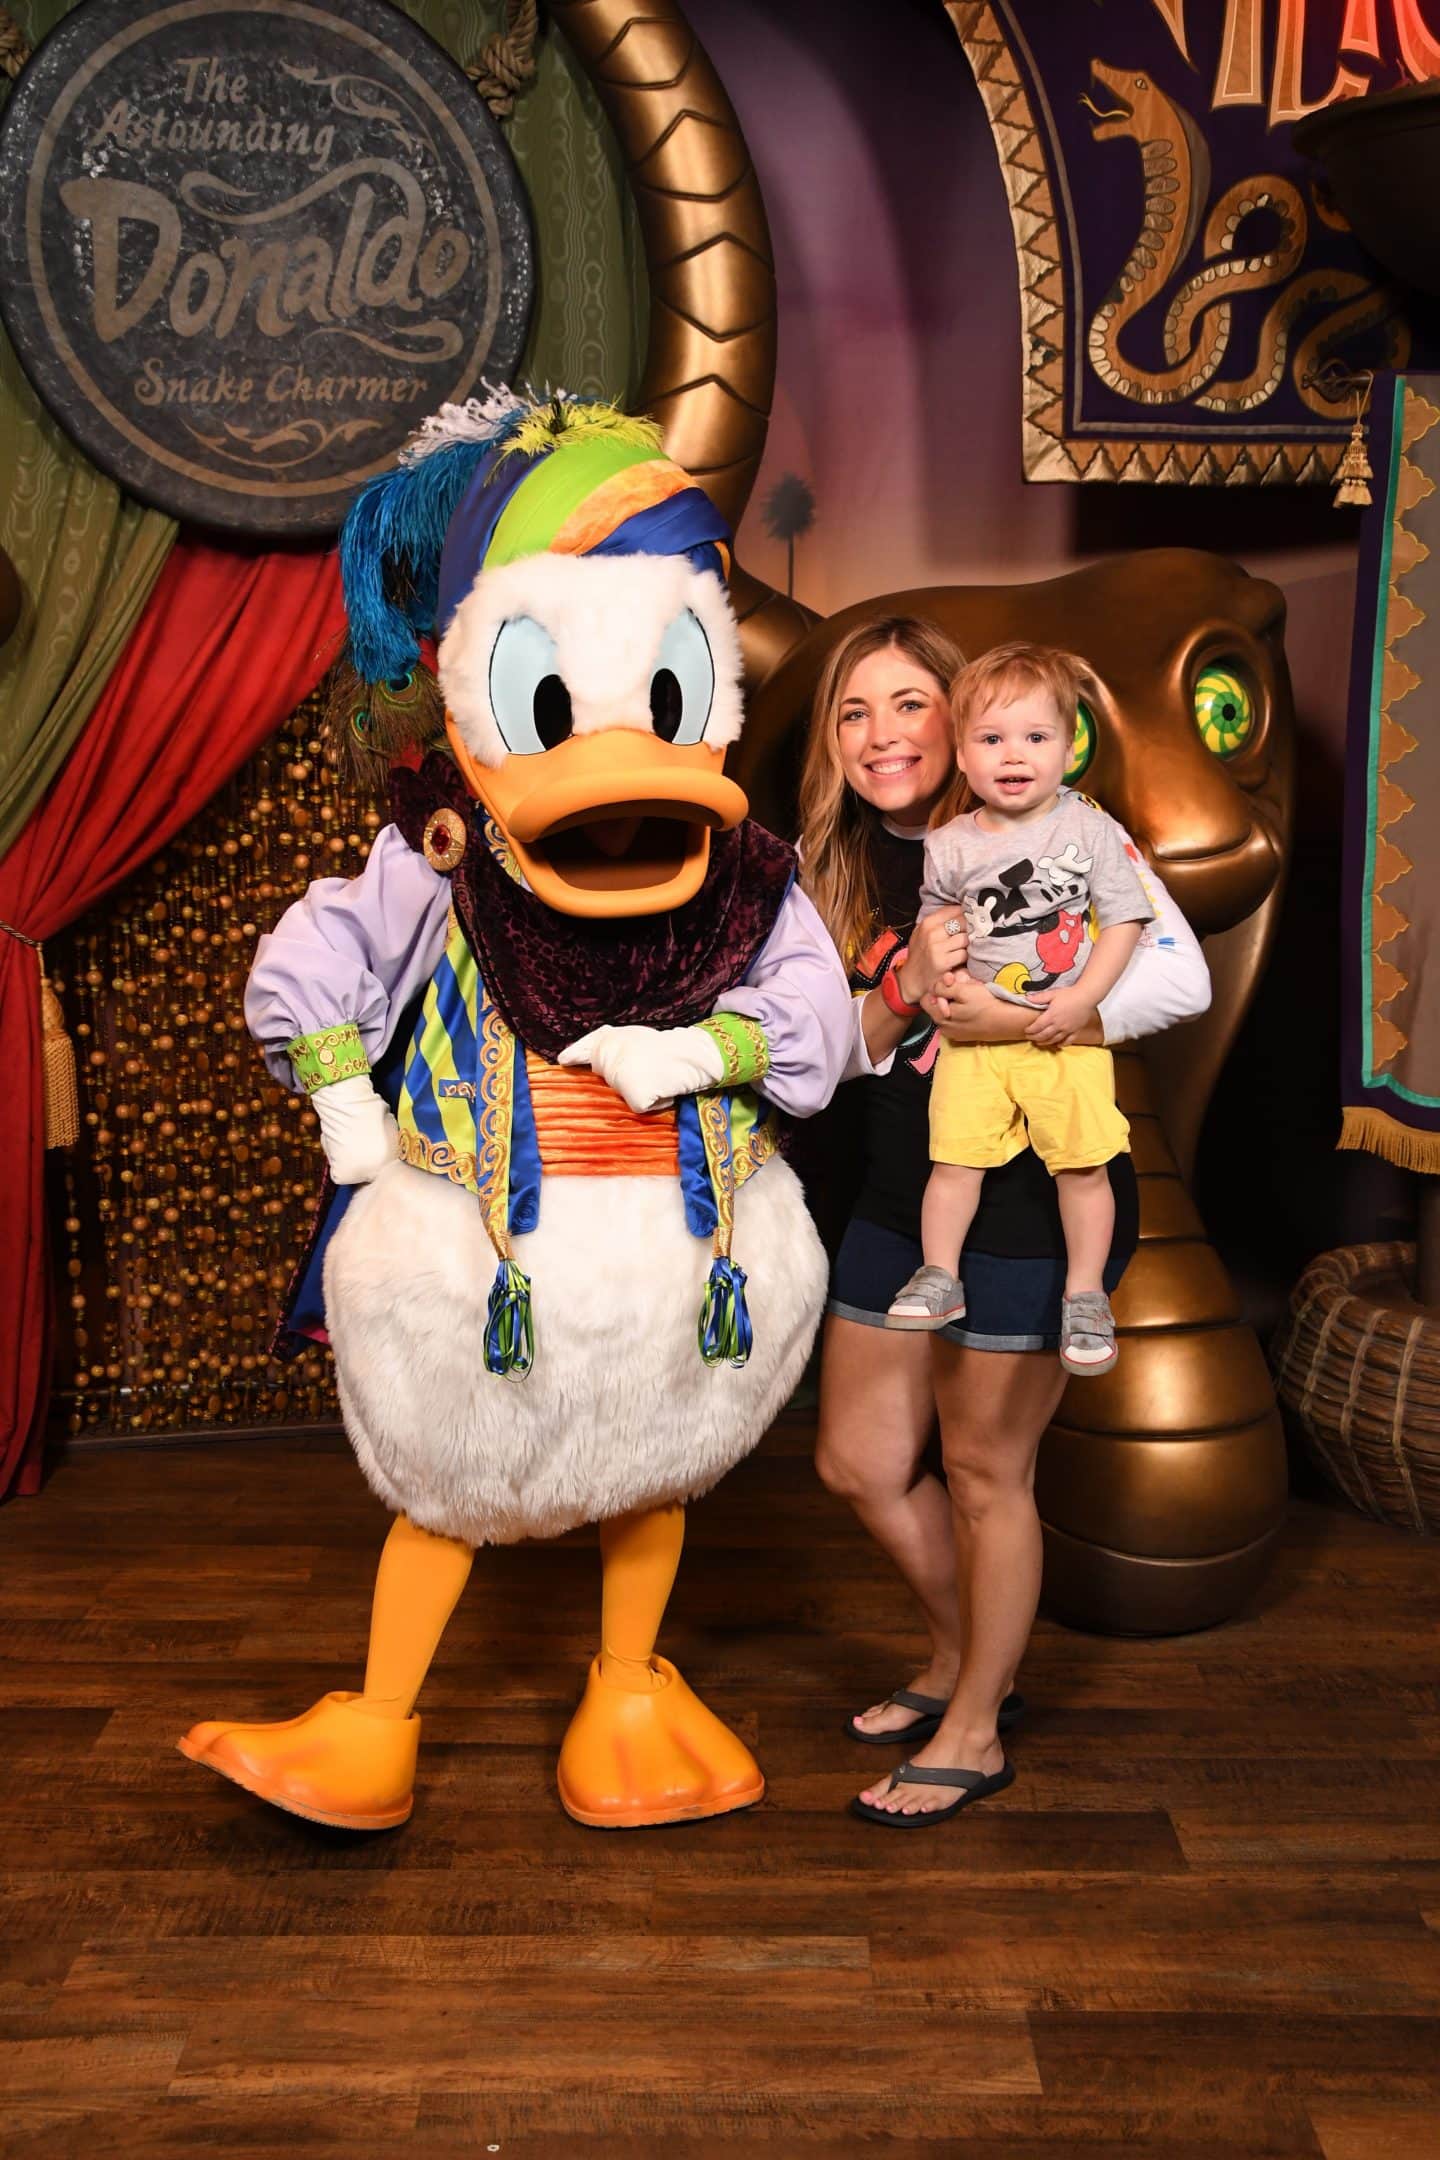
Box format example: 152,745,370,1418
1067,699,1096,783
1194,665,1254,757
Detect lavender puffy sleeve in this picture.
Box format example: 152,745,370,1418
712,882,854,1118
244,823,451,1090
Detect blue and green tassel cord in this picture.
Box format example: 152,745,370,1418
698,1256,752,1370
485,1258,535,1379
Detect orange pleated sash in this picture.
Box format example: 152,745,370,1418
524,1050,680,1177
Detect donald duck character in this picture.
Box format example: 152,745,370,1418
178,391,853,1831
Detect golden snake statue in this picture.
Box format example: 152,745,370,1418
1081,57,1404,414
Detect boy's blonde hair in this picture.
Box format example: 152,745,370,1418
951,640,1097,743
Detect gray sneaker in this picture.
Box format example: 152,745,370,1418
1060,1290,1117,1375
885,1265,967,1331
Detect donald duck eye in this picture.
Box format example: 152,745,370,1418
649,610,714,746
488,615,574,755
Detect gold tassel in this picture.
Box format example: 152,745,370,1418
39,951,80,1151
1334,379,1374,508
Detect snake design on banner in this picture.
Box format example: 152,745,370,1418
1081,58,1407,414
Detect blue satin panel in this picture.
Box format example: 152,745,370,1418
675,1097,719,1239
508,1045,542,1236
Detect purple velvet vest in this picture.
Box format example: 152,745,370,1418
389,753,796,1061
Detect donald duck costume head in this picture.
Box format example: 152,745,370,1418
178,390,852,1831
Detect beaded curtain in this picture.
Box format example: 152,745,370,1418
48,697,376,1437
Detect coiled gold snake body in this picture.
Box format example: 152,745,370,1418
1082,58,1403,414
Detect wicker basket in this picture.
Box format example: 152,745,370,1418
1272,1241,1440,1535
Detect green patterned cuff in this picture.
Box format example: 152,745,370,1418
699,1013,771,1089
288,1023,371,1094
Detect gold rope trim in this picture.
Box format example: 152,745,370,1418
0,7,31,81
466,0,537,119
1338,1105,1440,1175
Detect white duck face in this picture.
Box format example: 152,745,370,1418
437,551,748,919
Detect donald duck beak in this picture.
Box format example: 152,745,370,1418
445,717,748,919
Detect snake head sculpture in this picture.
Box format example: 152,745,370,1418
975,548,1290,942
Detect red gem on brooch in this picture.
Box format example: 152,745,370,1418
421,807,467,874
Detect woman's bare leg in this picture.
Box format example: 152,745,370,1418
814,1314,964,1735
858,1345,1066,1814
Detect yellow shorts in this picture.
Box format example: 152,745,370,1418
929,1039,1129,1173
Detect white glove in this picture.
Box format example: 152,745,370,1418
310,1074,401,1185
557,1024,725,1113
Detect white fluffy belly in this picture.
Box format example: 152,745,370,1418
323,1158,826,1546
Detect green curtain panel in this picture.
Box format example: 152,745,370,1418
0,1,179,864
405,1,649,401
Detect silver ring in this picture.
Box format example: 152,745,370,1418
944,917,963,936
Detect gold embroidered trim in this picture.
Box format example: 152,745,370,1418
397,1126,479,1190
699,1012,771,1088
734,1115,780,1189
697,1090,737,1257
289,1023,370,1094
695,1092,781,1256
475,993,516,1260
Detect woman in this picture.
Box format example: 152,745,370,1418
798,616,1210,1824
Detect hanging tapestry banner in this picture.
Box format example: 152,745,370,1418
945,1,1440,485
0,0,534,536
1340,368,1440,1170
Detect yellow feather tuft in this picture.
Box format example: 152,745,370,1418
495,397,665,465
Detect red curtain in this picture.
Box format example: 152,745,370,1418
0,539,345,1499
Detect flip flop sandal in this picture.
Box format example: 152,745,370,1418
845,1687,1027,1746
850,1757,1016,1826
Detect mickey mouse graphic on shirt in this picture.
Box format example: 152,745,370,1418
968,839,1095,999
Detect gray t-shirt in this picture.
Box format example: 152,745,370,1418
919,790,1154,1000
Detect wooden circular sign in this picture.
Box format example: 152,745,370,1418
0,0,534,536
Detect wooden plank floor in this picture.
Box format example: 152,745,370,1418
2,1418,1438,2158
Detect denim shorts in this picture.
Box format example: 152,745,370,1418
826,1215,1135,1355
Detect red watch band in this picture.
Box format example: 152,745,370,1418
881,948,921,1019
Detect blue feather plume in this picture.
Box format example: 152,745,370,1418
339,439,494,687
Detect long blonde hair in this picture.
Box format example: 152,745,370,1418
797,615,968,962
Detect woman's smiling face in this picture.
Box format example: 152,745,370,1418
835,644,956,823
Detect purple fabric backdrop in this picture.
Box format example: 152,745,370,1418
950,0,1440,484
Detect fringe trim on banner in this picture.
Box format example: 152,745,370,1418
40,954,80,1150
1338,1106,1440,1175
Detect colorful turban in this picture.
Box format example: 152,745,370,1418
339,390,732,693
